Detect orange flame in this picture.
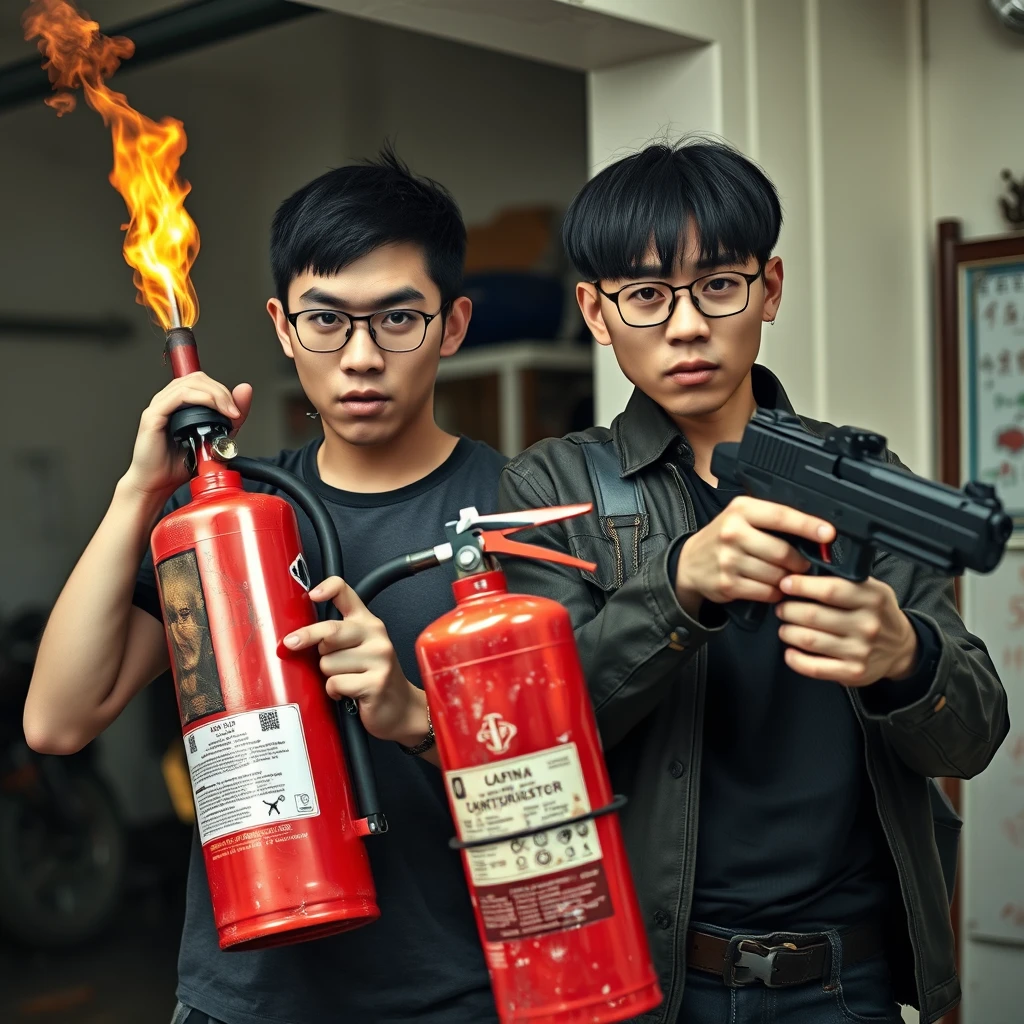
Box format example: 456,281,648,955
23,0,199,329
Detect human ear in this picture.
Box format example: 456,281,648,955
761,257,783,323
439,296,472,358
577,282,613,347
267,297,295,359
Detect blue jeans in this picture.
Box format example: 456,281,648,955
678,923,903,1024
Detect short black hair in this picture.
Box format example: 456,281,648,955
562,138,782,281
270,143,466,310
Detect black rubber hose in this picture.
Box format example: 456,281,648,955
354,549,442,605
229,457,384,834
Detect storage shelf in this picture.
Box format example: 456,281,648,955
275,339,594,457
436,340,592,380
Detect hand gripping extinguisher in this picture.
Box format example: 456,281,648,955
355,505,663,1024
149,327,386,950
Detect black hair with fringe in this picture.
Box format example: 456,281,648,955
562,139,782,281
270,144,466,310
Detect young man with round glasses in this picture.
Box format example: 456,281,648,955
498,140,1007,1023
26,149,506,1024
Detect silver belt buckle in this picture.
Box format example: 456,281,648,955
728,939,785,987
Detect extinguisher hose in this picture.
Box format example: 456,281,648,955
227,456,386,835
353,550,442,605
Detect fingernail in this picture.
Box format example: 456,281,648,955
308,586,322,599
780,577,793,592
229,406,240,417
283,634,300,648
817,525,832,540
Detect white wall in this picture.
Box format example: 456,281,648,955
0,5,586,820
927,0,1024,237
925,6,1024,1021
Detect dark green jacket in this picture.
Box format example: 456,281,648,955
497,365,1008,1024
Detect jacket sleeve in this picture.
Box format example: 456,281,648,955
857,526,1010,781
498,457,718,748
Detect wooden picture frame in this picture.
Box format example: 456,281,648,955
937,220,1024,505
935,218,1024,1024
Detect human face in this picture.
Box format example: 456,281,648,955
268,243,469,448
578,236,783,425
162,575,203,676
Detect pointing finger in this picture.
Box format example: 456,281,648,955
309,576,367,618
282,619,361,653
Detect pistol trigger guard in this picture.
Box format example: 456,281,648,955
830,537,875,583
775,532,831,575
787,535,834,574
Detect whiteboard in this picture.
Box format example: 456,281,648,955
962,260,1024,528
960,555,1024,945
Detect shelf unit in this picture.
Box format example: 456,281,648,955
275,340,594,457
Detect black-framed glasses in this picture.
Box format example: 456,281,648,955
596,269,763,327
286,306,445,354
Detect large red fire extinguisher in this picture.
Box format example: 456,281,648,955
355,506,662,1024
150,327,386,951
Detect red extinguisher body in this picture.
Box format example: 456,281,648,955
416,570,662,1024
151,463,379,950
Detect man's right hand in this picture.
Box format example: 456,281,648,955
674,496,836,617
120,373,253,499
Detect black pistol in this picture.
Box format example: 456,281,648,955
709,410,1012,631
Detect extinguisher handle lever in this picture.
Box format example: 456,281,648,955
456,502,594,532
479,532,596,572
454,503,598,572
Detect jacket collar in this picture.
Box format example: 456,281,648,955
611,363,797,476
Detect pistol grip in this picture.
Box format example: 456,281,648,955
726,600,771,632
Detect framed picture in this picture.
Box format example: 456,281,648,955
937,221,1024,535
961,260,1024,529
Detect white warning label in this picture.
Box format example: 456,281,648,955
184,703,319,845
445,743,600,885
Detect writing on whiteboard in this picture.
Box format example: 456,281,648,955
967,265,1024,509
1000,903,1024,928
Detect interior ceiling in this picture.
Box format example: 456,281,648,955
288,0,698,72
2,0,697,78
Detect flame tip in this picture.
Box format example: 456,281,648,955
26,0,199,330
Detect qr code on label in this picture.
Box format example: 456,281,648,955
259,710,280,732
188,733,197,755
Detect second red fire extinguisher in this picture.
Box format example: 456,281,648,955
354,506,662,1024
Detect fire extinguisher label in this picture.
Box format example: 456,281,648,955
183,703,320,845
446,744,615,941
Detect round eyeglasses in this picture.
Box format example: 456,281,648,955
286,307,445,354
596,269,763,327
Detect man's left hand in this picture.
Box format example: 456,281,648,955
774,574,919,687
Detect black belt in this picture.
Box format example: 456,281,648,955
686,921,884,988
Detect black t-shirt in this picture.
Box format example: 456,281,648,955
134,436,507,1024
681,466,892,932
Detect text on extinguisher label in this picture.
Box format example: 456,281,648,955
446,743,615,940
183,703,320,844
446,742,591,845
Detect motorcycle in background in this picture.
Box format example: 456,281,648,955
0,609,127,948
